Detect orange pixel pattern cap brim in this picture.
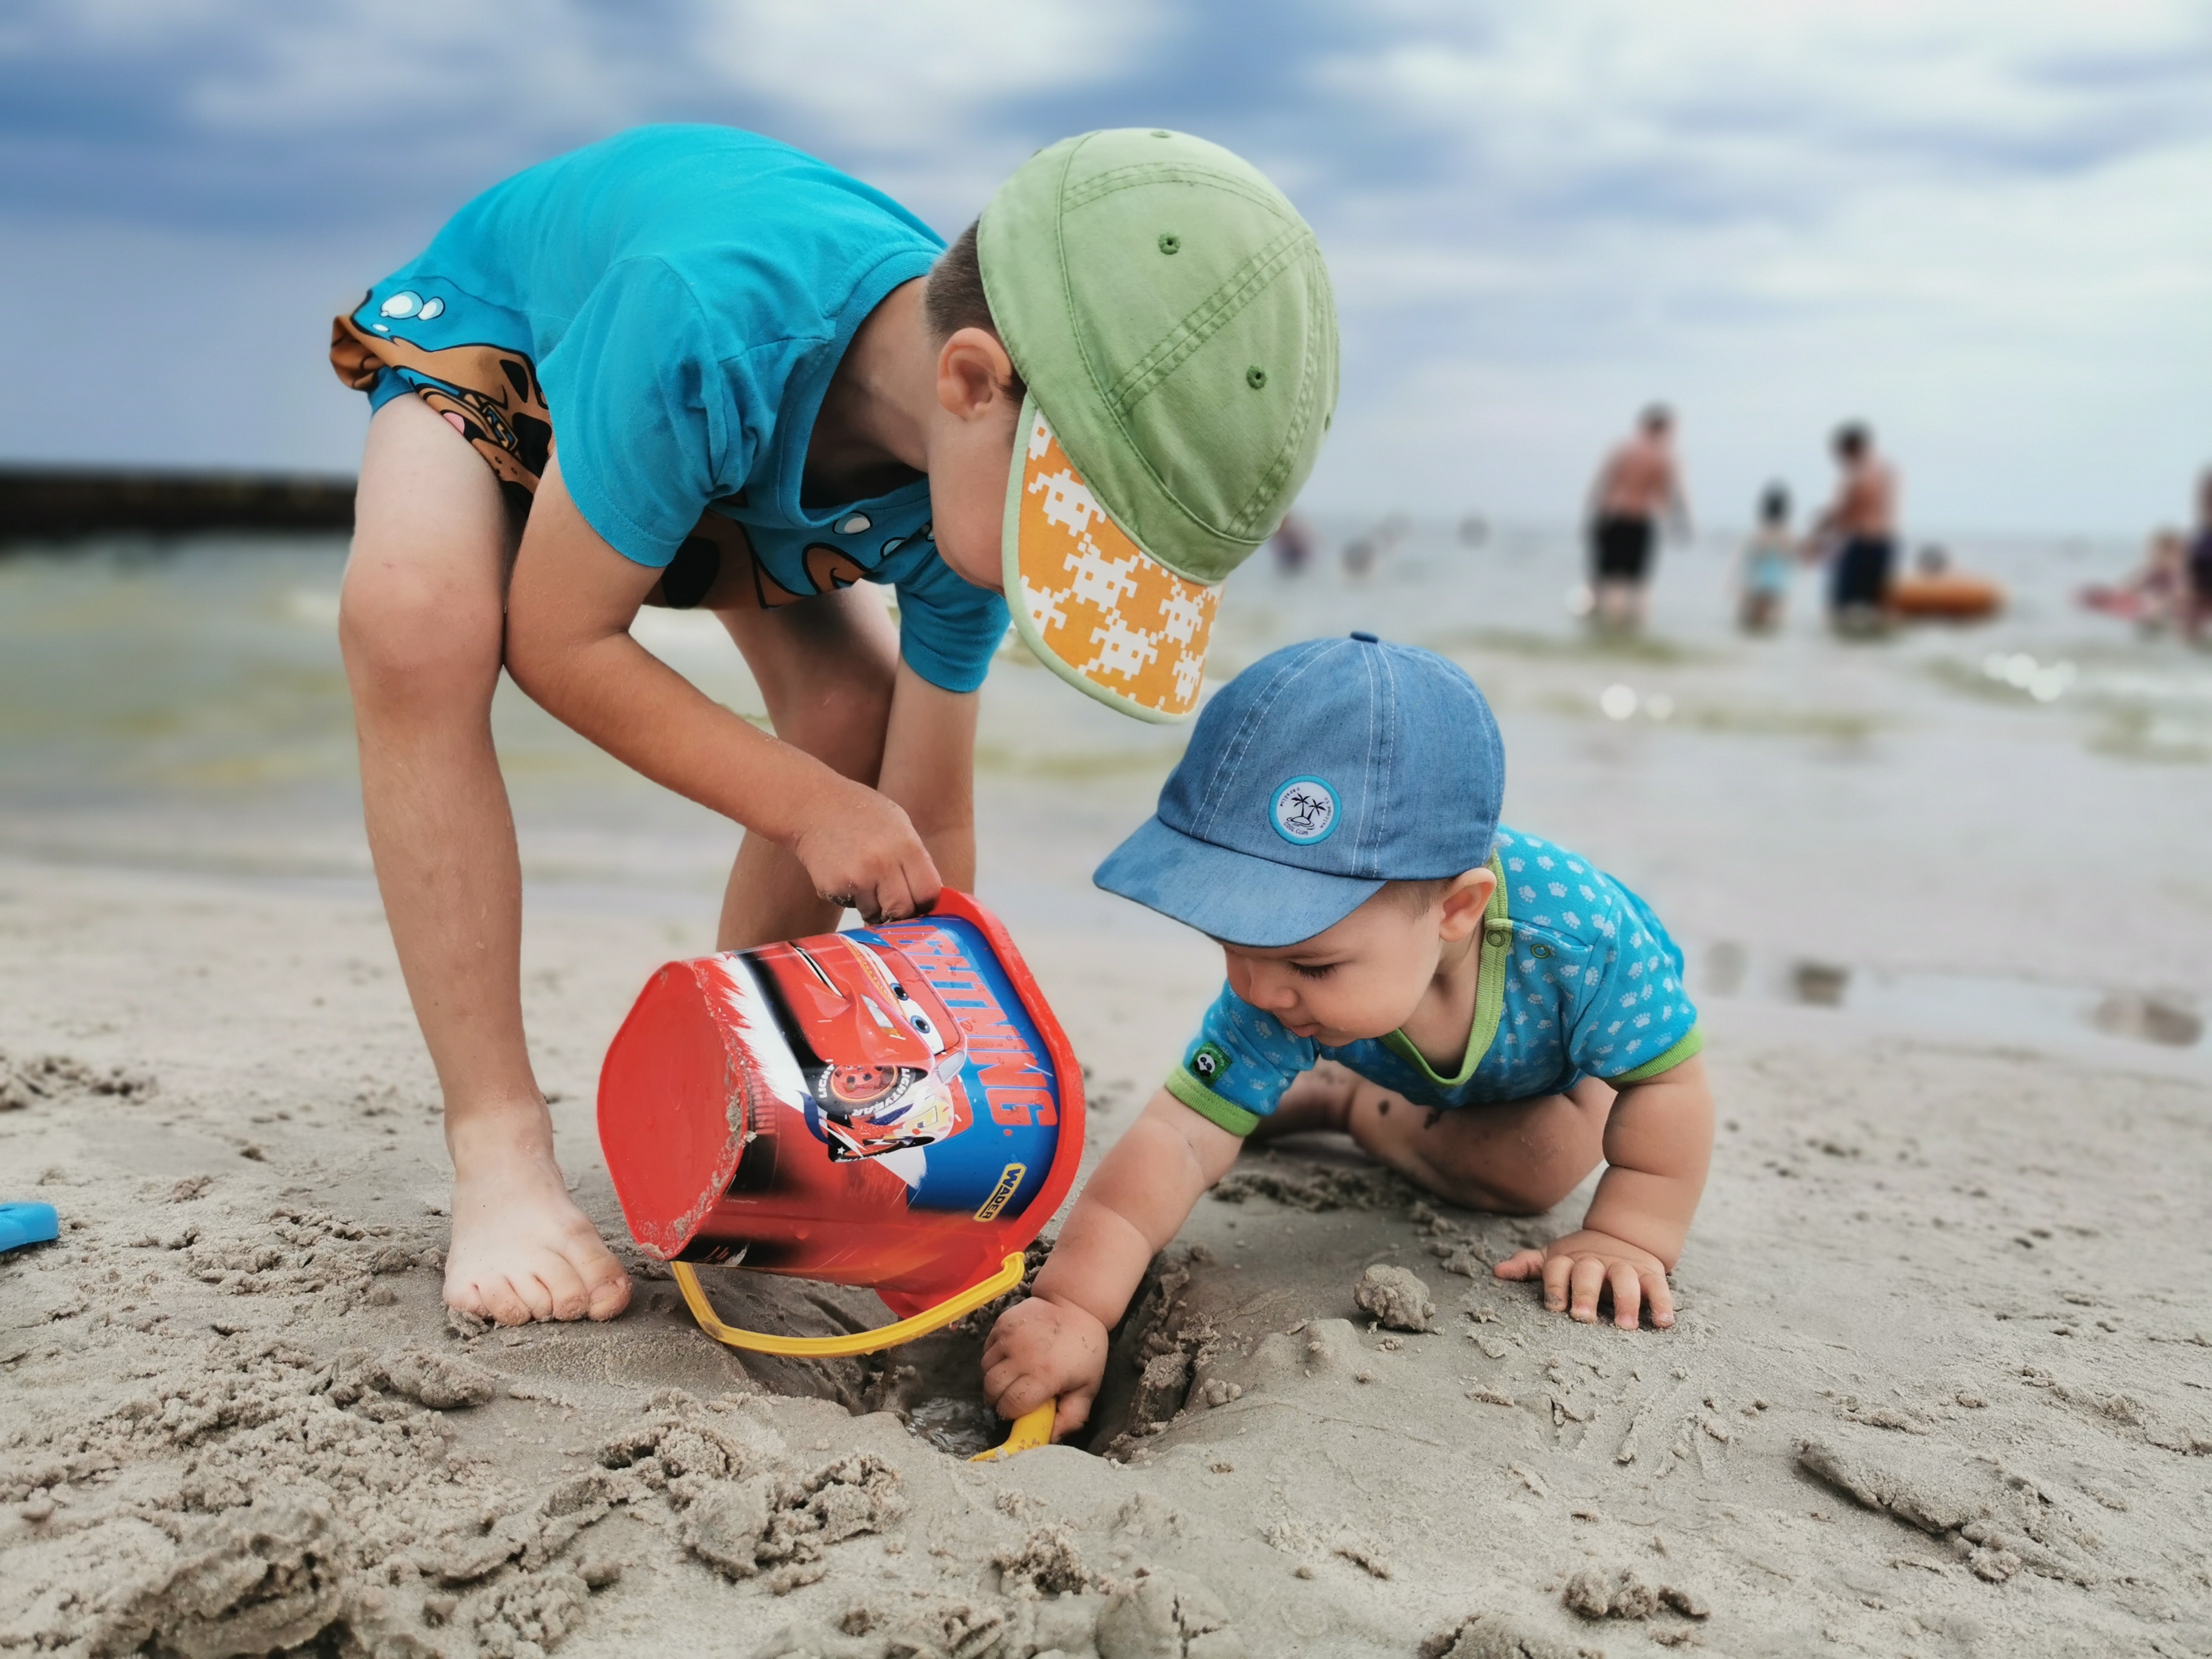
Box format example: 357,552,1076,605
1002,396,1219,724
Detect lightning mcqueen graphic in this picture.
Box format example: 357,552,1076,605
749,935,973,1162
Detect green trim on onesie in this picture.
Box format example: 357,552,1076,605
1606,1026,1703,1085
1380,853,1510,1090
1166,1067,1263,1136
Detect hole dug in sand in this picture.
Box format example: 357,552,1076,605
673,1239,1054,1460
1078,1251,1232,1459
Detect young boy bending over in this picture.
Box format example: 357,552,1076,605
330,126,1337,1324
984,634,1713,1439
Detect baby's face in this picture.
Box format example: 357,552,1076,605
1219,888,1458,1048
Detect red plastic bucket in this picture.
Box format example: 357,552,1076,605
597,890,1084,1355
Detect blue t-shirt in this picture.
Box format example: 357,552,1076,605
354,126,1008,693
1167,828,1702,1135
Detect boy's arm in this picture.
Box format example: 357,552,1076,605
1495,1053,1712,1329
983,1090,1242,1439
502,457,941,921
876,663,978,892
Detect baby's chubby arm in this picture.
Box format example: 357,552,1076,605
1495,1054,1713,1329
982,1090,1242,1440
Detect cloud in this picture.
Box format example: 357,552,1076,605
1,0,2208,531
0,0,1167,232
692,1,1160,146
0,1,682,230
1282,2,2212,528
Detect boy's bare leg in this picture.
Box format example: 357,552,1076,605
341,395,631,1326
1255,1061,1614,1216
712,588,900,951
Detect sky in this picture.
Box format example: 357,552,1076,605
3,0,2210,535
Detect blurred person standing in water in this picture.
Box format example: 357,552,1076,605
1735,483,1795,634
1814,422,1898,633
2081,529,2187,635
2190,467,2212,642
1269,511,1316,576
1585,404,1689,631
1341,513,1409,581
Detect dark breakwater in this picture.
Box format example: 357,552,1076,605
0,466,354,544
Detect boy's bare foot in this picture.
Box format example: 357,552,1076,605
444,1102,632,1325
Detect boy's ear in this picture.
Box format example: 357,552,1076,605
1435,866,1496,943
936,328,1017,423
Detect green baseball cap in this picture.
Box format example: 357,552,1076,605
979,129,1338,722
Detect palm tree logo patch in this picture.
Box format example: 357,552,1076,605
1270,776,1342,846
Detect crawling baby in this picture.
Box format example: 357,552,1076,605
984,634,1714,1439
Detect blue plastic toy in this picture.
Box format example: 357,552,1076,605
0,1202,59,1254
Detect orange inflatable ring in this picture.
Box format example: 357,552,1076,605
1891,573,2002,620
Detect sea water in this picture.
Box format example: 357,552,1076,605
0,520,2204,1071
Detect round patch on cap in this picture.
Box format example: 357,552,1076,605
1270,776,1341,846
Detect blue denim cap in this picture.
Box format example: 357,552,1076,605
1095,633,1504,947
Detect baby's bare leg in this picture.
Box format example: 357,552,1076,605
1340,1074,1615,1213
1247,1059,1360,1140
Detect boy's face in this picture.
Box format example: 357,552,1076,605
927,328,1022,594
1218,871,1494,1047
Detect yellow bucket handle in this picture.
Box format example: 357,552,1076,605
668,1251,1056,1459
670,1250,1026,1357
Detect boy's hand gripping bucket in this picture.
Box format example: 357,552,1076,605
597,891,1082,1386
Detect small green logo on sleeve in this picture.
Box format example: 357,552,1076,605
1188,1042,1233,1085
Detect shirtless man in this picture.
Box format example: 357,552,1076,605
1586,405,1689,629
1814,423,1899,631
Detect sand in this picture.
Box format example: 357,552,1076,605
4,847,2210,1659
5,534,2212,1655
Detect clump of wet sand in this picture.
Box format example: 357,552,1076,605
1353,1264,1437,1332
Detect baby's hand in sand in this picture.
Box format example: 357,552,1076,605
981,1296,1108,1442
1494,1229,1674,1330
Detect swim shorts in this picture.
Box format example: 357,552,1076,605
1832,535,1895,610
332,315,758,610
1592,514,1655,582
2190,529,2212,603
